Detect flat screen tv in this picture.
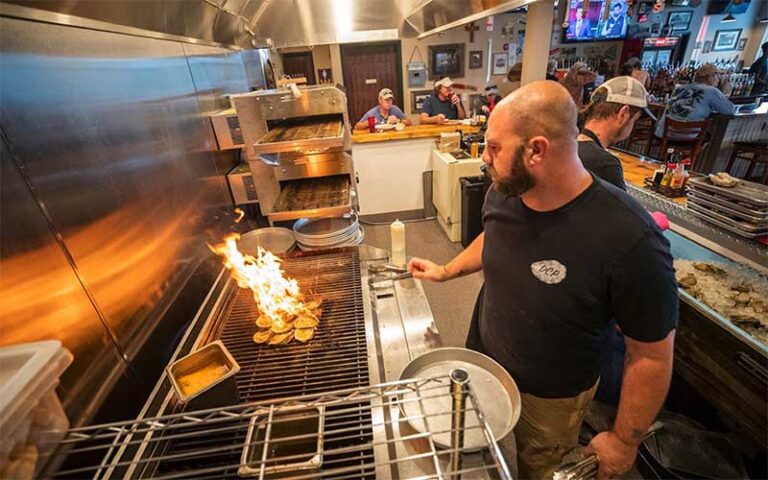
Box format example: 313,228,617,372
706,0,751,15
562,0,629,43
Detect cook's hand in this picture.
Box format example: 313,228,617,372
387,115,399,124
451,95,461,106
586,432,638,480
408,258,450,282
436,113,447,124
480,105,490,114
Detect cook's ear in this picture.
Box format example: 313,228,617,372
528,136,550,165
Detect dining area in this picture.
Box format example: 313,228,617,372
619,95,768,184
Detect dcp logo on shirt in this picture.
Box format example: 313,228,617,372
531,260,567,285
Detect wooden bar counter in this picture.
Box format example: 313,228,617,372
351,123,480,144
351,123,481,217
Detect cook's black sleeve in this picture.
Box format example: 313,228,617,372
593,164,627,191
608,230,678,342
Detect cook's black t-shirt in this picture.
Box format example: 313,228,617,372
578,140,626,190
479,176,678,398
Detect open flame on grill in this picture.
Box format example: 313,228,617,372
210,233,304,330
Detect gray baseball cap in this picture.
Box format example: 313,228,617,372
593,75,657,121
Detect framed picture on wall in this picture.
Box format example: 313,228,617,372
713,29,741,51
492,52,508,75
702,40,712,53
469,50,483,69
737,38,747,51
667,11,692,31
411,89,432,112
428,44,464,79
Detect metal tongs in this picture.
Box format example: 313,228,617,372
552,422,663,480
367,263,412,286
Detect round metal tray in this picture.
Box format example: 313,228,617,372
297,226,364,251
238,228,296,255
293,213,359,240
398,348,521,450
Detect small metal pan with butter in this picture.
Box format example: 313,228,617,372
167,341,241,410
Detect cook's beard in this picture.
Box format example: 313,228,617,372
490,145,535,197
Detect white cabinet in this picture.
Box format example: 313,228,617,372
431,149,483,242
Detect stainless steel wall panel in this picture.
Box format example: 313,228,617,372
183,43,249,176
0,17,233,415
241,48,268,90
0,137,127,427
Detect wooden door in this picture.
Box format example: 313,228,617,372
281,52,316,84
341,42,403,124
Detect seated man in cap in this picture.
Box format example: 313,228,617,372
354,88,411,130
478,82,503,115
420,77,467,124
654,63,735,139
560,62,598,107
579,76,657,191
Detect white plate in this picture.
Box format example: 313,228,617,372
374,123,396,131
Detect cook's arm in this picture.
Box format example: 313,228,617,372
589,330,675,479
408,232,483,282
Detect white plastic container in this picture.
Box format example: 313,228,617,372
0,341,73,479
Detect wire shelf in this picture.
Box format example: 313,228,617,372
43,376,512,480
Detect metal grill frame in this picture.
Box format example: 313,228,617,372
53,248,384,480
43,376,512,480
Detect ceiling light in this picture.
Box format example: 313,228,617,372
722,13,736,23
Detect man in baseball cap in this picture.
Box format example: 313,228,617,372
420,77,467,124
479,82,503,115
654,63,734,138
578,75,655,190
354,87,411,130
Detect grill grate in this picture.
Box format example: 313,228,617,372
210,249,370,401
46,249,377,479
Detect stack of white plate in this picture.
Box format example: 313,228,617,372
293,213,364,251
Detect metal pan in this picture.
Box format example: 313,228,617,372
688,191,768,221
688,203,768,233
238,227,296,255
687,208,766,239
398,348,521,450
688,176,768,208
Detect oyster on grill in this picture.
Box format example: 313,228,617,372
253,295,325,346
294,328,315,342
253,330,272,344
256,315,272,329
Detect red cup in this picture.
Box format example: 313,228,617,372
367,116,376,133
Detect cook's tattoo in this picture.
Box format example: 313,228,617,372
631,429,645,440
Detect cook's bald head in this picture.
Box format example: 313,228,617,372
494,81,579,145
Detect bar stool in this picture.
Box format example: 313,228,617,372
655,118,709,170
725,140,768,184
626,104,664,156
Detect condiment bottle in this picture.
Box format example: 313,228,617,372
390,219,406,267
660,163,676,188
671,162,686,189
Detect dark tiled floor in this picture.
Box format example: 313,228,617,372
361,218,483,348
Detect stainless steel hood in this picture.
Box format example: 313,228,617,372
246,0,410,48
404,0,535,39
4,0,540,49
